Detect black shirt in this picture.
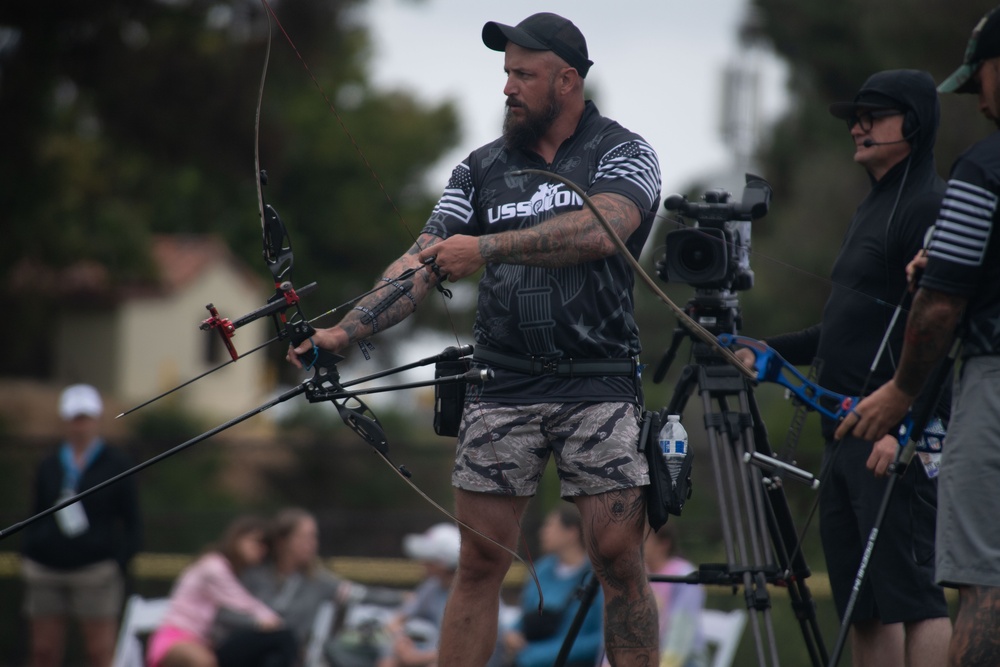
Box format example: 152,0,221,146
21,444,142,571
922,130,1000,358
422,102,661,403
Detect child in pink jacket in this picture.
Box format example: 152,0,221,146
147,515,296,667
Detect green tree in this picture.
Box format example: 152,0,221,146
0,0,459,377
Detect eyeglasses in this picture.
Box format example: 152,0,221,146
846,109,903,132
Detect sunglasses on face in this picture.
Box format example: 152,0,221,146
846,109,903,132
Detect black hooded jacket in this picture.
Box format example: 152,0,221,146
765,70,946,437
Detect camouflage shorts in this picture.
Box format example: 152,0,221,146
453,401,648,497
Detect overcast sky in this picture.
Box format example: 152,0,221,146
359,0,789,198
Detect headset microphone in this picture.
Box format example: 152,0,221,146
862,124,920,148
862,137,910,148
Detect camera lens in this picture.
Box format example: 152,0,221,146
677,234,721,273
664,228,730,287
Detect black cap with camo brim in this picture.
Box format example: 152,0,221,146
939,7,1000,94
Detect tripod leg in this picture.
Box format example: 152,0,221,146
552,575,602,667
696,365,780,667
747,387,830,666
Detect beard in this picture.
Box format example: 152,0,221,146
502,89,561,151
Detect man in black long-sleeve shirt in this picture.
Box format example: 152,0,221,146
21,384,142,667
737,70,952,666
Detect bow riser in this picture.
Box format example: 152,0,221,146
718,333,943,451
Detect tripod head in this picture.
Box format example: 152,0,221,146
652,289,743,384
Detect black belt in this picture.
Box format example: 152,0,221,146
473,347,636,377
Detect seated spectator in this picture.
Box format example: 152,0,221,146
217,507,404,660
642,523,706,667
376,523,462,667
146,515,297,667
504,507,603,667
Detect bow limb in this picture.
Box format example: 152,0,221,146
254,2,271,240
513,168,754,380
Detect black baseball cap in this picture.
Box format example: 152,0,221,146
828,72,908,121
939,6,1000,93
828,91,902,120
482,13,593,78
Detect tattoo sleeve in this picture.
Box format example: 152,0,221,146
478,193,640,268
339,233,443,344
895,288,966,396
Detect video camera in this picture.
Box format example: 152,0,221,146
656,174,771,292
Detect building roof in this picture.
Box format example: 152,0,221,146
10,234,264,303
150,235,262,294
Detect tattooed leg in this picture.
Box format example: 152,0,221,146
949,585,1000,667
576,488,658,666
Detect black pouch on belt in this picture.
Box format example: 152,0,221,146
641,409,693,531
434,359,469,437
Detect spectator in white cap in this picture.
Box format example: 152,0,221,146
20,383,142,667
377,523,460,667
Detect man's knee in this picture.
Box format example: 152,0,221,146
452,488,528,583
455,538,512,588
586,520,645,574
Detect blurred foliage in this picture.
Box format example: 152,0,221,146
0,0,457,378
132,403,207,443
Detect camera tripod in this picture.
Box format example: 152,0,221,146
549,318,828,667
661,338,827,666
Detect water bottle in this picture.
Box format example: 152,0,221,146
658,414,688,488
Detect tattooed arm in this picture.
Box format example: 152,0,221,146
894,288,966,394
287,233,444,364
834,287,966,442
416,193,641,279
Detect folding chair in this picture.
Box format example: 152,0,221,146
303,600,336,667
700,608,747,667
112,594,171,667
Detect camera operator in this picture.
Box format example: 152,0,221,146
838,8,1000,666
736,69,951,666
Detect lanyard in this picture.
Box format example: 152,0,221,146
59,440,104,492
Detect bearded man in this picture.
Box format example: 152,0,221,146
290,13,662,666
